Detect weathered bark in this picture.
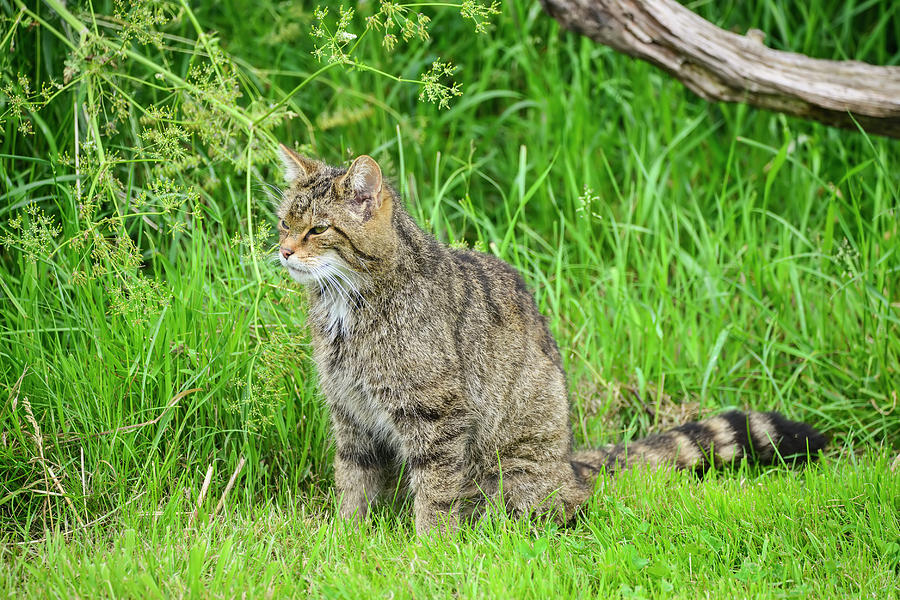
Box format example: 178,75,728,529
540,0,900,138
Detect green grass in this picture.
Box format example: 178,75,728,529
1,0,899,597
4,455,899,598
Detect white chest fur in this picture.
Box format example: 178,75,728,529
312,286,355,337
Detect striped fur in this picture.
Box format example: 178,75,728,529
274,147,827,534
570,410,827,480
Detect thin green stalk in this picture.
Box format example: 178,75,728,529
246,128,263,290
15,1,77,49
0,7,25,51
177,0,228,85
251,62,341,128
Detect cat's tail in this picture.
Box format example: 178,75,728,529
570,410,826,480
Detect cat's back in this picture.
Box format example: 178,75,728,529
388,211,552,348
444,246,562,370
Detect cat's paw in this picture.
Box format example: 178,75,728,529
414,505,460,536
337,495,370,522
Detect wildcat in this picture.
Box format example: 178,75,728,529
274,144,826,534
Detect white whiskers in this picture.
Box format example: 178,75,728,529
283,250,368,338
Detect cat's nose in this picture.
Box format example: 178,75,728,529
280,247,294,259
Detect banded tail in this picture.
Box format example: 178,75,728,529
571,410,826,479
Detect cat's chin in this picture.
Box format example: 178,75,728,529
283,264,316,285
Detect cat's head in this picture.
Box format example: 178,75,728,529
275,144,394,286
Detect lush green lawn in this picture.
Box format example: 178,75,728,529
3,454,899,599
1,0,898,597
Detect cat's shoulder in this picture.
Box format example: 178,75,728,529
447,246,532,293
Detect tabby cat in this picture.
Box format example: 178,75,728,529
274,144,826,534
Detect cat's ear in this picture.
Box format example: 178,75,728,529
343,155,384,209
278,143,319,183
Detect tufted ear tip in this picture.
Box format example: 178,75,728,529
278,143,319,183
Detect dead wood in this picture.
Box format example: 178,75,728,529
540,0,900,137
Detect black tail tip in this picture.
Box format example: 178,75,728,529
767,411,828,463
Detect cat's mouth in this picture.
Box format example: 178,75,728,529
281,257,316,284
280,250,364,292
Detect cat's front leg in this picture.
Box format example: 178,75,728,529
394,404,473,535
409,458,470,534
331,409,392,521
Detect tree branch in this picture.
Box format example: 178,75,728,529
540,0,900,137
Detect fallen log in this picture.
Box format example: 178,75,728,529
540,0,900,137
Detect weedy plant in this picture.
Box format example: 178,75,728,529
0,0,499,534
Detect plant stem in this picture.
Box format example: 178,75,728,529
251,62,341,128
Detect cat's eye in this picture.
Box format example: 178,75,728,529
279,219,288,229
309,224,330,235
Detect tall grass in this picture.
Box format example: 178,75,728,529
1,0,898,595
